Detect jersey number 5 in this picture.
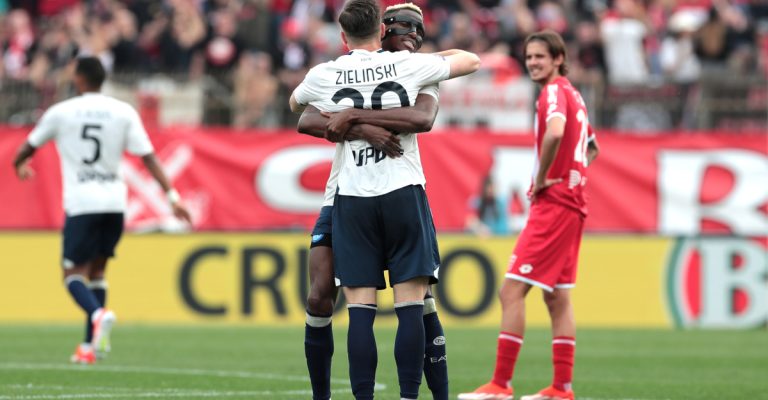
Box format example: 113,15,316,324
332,81,410,109
81,124,102,165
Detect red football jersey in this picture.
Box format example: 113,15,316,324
532,76,594,216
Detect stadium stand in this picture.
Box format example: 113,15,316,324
0,0,765,130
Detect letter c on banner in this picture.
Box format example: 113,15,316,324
180,246,228,315
257,145,335,212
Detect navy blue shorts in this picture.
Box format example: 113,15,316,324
62,213,124,268
310,206,333,248
332,185,440,288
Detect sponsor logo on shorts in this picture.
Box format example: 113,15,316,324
311,234,324,243
427,355,447,363
433,335,446,346
519,264,533,274
568,169,582,189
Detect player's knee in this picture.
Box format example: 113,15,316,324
499,285,526,310
63,273,88,287
62,266,89,280
543,291,567,312
306,292,335,316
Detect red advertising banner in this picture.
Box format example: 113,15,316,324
1,126,765,235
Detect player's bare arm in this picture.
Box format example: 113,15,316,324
141,154,193,224
531,116,565,202
289,93,305,114
445,50,481,79
297,105,329,139
13,142,37,180
348,123,405,158
587,136,599,165
323,93,438,138
434,49,464,57
297,105,403,158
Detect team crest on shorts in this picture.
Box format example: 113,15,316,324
519,264,533,274
312,234,324,243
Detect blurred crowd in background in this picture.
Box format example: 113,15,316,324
1,0,766,129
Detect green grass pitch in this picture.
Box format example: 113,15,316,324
0,325,766,399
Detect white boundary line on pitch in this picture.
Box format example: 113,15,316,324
0,362,386,389
580,397,672,400
0,389,319,399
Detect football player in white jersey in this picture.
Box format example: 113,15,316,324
12,57,191,364
296,4,450,400
290,1,479,399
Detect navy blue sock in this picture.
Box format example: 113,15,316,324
347,305,377,400
423,311,448,400
85,281,107,343
395,303,425,399
66,276,101,318
305,315,333,400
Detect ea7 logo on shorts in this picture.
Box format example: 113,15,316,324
519,264,533,274
433,336,446,346
312,234,325,243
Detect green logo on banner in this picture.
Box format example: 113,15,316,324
666,237,767,329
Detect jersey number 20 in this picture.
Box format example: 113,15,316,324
574,110,589,167
332,81,410,109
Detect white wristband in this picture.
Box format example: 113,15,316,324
166,188,180,204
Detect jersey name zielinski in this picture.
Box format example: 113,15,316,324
294,49,449,197
27,93,154,215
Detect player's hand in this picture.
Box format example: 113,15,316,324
171,202,193,225
322,109,356,142
358,124,402,158
15,161,35,181
529,178,562,203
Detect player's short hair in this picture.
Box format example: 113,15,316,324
383,3,423,18
338,0,382,42
524,30,569,76
75,57,107,89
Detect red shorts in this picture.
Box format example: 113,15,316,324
506,201,585,292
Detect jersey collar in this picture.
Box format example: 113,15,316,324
347,48,386,55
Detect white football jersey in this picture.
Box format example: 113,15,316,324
320,84,439,206
27,92,154,215
294,49,449,197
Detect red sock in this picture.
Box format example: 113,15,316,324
491,332,523,388
552,336,575,391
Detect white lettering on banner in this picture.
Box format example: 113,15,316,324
123,143,203,231
490,148,535,232
257,146,335,212
432,76,533,130
699,239,768,328
658,150,768,235
669,238,768,329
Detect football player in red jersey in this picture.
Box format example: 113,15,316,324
459,30,599,400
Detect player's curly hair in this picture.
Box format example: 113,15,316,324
383,3,423,18
338,0,382,42
524,30,569,76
